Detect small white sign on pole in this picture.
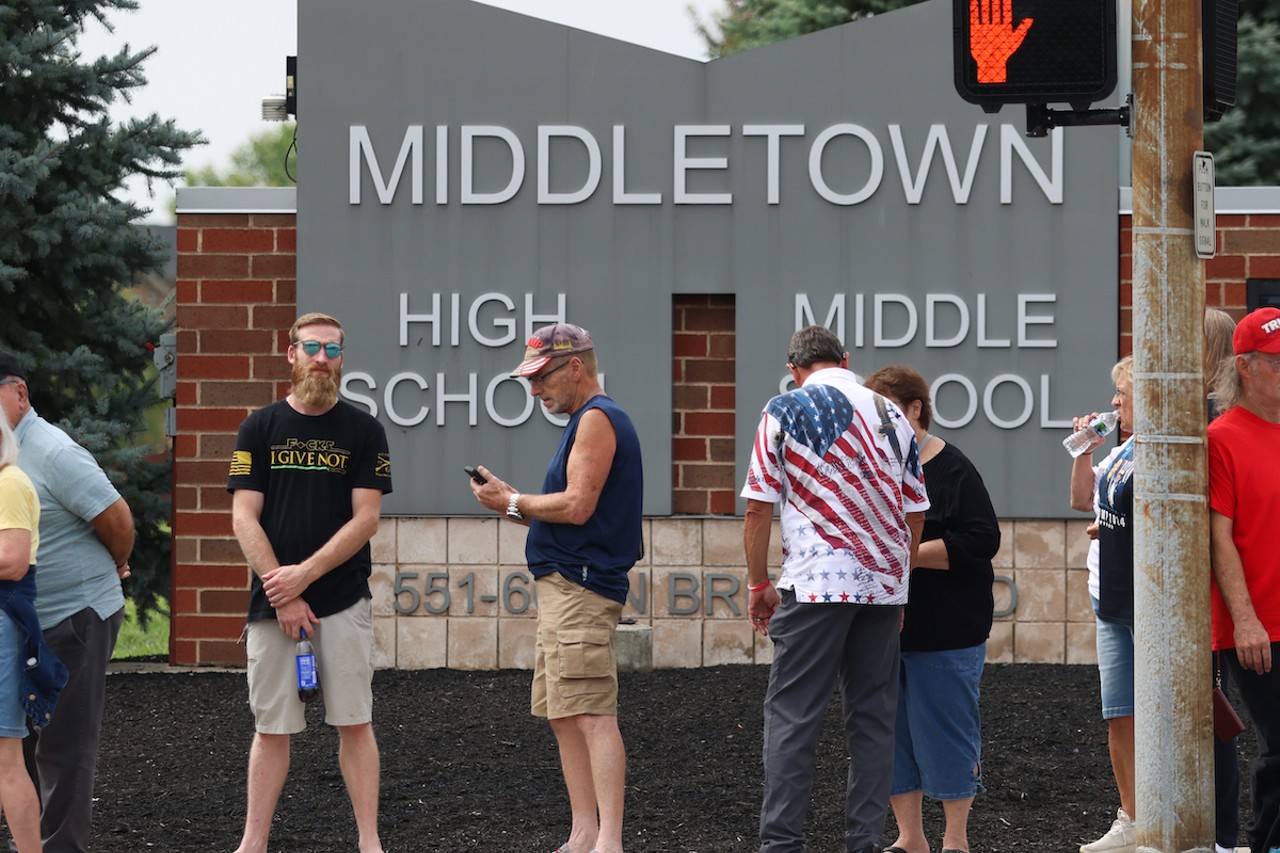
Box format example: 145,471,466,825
1194,151,1216,259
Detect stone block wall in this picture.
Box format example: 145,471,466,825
369,515,1102,670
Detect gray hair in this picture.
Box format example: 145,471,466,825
1212,352,1249,413
787,325,845,369
0,412,17,469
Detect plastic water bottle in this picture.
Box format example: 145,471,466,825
295,628,321,703
1063,410,1120,457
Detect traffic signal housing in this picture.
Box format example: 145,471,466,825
1203,0,1237,120
954,0,1118,112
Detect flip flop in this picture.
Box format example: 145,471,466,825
883,847,912,853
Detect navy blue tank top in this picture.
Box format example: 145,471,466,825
525,395,643,604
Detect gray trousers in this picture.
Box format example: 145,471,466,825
22,607,123,853
760,591,901,853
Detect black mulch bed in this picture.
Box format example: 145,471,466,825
20,664,1259,851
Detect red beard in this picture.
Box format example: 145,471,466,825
292,361,341,408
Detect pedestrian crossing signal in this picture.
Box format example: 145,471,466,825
954,0,1118,112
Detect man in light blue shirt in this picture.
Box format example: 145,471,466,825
0,349,134,853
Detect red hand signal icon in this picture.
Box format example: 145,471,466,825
969,0,1033,83
953,0,1117,109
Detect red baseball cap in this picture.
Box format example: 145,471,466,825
510,323,594,377
1232,307,1280,355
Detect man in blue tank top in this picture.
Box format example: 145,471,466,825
471,323,642,853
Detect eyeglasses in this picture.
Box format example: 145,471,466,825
0,378,18,386
529,360,571,386
293,340,344,359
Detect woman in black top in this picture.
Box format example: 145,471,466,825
864,365,1001,853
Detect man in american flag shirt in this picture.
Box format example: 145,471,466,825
742,325,928,853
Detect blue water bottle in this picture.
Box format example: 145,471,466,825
295,628,321,703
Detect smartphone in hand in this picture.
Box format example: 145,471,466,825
464,465,487,484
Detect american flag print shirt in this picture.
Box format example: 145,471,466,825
741,368,929,606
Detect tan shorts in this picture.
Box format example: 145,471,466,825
531,573,623,720
246,598,375,734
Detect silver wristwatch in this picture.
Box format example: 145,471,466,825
506,492,524,521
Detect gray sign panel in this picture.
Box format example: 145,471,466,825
299,0,1119,517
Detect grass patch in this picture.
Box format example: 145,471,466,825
112,597,170,660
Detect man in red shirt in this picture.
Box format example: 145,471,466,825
1209,306,1280,853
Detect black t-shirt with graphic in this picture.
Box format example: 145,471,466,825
228,399,392,622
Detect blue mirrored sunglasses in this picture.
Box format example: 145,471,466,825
294,340,344,359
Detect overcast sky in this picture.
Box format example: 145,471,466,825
77,0,725,224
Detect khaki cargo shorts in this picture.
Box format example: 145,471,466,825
531,572,623,720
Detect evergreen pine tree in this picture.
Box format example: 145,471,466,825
1204,14,1280,185
0,1,202,626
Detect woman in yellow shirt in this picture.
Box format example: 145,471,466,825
0,411,43,852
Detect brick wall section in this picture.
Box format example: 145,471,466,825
173,213,297,666
671,295,737,515
1119,212,1280,356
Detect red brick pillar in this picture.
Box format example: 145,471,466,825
671,295,737,515
172,213,297,665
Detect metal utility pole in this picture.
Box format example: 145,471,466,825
1130,0,1214,848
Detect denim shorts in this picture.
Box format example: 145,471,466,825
1093,596,1135,719
0,611,28,738
891,643,986,800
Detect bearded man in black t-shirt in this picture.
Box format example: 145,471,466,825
226,312,392,853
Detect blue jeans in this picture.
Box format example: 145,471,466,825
0,611,25,738
891,643,986,800
1093,597,1135,719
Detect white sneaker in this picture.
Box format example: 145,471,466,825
1080,808,1136,853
